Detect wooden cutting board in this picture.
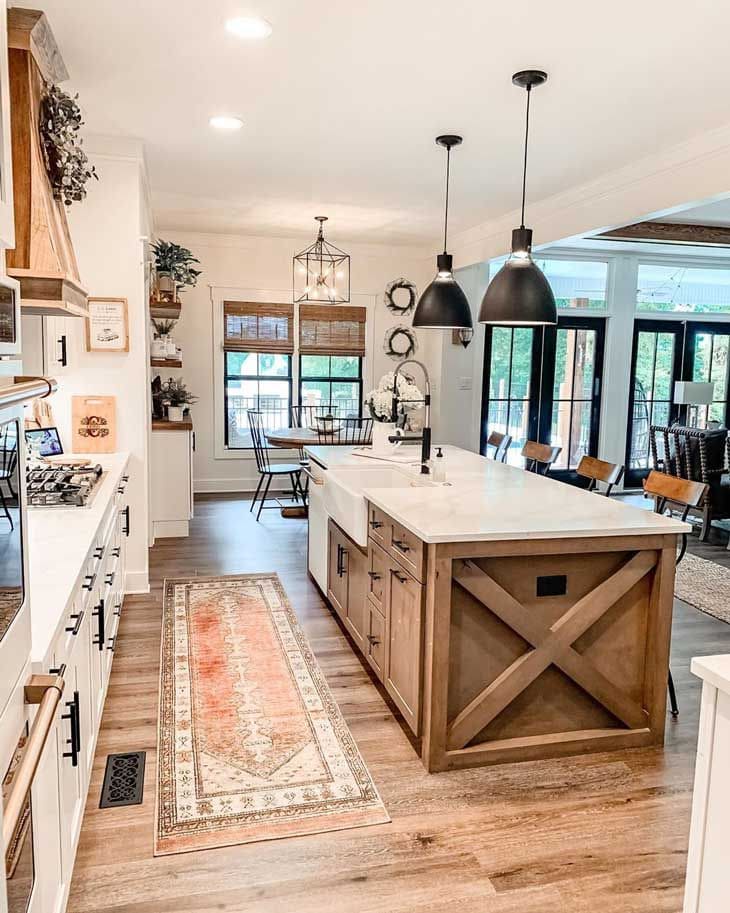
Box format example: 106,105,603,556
71,395,116,453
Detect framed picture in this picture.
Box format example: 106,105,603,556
85,297,129,352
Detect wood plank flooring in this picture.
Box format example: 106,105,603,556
66,493,730,913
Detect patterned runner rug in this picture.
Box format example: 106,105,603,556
155,573,389,855
675,552,730,624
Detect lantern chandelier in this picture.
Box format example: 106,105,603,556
293,216,351,304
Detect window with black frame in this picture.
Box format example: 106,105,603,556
223,301,294,448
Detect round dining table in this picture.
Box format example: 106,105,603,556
264,426,341,448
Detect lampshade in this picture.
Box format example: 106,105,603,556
674,381,715,406
413,253,473,329
478,229,557,325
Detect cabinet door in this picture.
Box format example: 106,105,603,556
365,605,385,682
327,521,347,620
385,564,424,735
342,540,367,651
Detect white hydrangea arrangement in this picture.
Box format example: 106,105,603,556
366,371,423,422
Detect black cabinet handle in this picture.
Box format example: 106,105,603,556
370,518,383,529
367,634,380,646
367,571,381,580
392,539,410,553
107,636,116,653
336,543,343,577
392,569,408,584
340,548,348,577
58,334,67,367
122,505,130,537
65,610,84,635
192,431,196,452
82,573,96,591
113,600,122,617
62,691,80,767
93,546,104,560
105,571,115,587
112,546,121,558
92,597,105,650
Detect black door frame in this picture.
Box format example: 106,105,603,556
681,321,730,427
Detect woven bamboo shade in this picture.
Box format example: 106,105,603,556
223,301,294,353
299,305,366,356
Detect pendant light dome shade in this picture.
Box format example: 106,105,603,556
413,135,473,331
479,70,557,326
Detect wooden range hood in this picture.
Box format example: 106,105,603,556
6,8,88,317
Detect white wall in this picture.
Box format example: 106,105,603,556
161,231,434,492
39,146,152,591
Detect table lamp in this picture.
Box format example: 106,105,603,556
674,381,715,428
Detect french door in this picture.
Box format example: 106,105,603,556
480,317,605,482
625,320,730,486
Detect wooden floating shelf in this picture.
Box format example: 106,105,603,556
151,418,193,431
149,300,181,319
151,357,182,369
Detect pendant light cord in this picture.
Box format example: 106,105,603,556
520,86,531,229
443,145,451,253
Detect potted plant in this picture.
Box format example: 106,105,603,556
365,371,423,453
151,239,202,303
151,318,177,358
161,377,198,422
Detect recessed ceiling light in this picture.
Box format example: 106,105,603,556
209,115,244,130
225,16,273,39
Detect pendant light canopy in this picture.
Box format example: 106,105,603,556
412,135,473,330
293,216,351,304
478,70,557,326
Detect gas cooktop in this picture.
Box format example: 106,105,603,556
26,463,105,508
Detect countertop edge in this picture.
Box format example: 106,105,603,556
691,655,730,695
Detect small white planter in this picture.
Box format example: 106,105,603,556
371,421,403,453
167,405,184,422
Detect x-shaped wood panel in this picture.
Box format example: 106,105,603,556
447,551,657,751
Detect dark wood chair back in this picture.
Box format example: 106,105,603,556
576,455,624,496
521,440,562,475
487,430,512,463
643,469,709,565
247,410,272,473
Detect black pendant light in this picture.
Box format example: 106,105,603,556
478,70,557,326
412,135,473,330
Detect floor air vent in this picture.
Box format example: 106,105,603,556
100,751,146,808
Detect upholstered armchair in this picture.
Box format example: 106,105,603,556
649,425,730,540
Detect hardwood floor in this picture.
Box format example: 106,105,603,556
66,494,730,913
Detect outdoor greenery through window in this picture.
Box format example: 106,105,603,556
637,264,730,314
225,352,292,448
299,355,362,418
486,327,534,465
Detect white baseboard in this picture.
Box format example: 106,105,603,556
153,519,190,538
194,476,291,494
125,569,150,594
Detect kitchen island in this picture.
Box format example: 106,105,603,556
305,445,687,772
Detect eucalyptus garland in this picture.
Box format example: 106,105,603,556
40,84,98,206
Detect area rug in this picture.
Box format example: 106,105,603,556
155,573,389,855
675,552,730,624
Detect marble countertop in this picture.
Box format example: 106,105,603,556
691,655,730,696
304,444,689,544
28,451,130,665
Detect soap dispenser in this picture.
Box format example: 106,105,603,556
433,446,447,483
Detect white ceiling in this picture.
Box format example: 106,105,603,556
27,0,730,246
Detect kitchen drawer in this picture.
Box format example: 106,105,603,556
389,520,425,582
367,504,389,548
367,540,388,614
365,603,385,682
54,594,87,670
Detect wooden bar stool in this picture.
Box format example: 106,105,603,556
487,430,512,463
643,469,709,717
521,440,562,475
576,455,624,496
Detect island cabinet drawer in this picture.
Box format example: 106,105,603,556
389,521,424,582
367,504,389,548
365,603,385,682
366,541,388,613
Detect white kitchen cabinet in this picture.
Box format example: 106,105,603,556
151,425,194,538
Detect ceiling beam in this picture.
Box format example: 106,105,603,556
591,220,730,247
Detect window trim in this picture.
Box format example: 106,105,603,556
224,351,293,450
298,354,363,416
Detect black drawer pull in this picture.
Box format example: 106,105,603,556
114,601,122,617
65,610,84,635
370,519,383,529
62,691,80,767
112,546,121,558
92,598,105,650
367,634,380,646
392,539,410,552
122,505,130,537
105,571,115,587
93,546,104,560
82,573,96,591
392,570,408,584
107,636,116,652
367,571,381,580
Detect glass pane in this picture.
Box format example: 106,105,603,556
709,401,725,424
570,402,592,469
692,333,712,383
489,328,513,399
553,329,574,400
709,335,729,405
258,354,290,377
534,259,608,309
300,354,330,377
637,264,730,314
509,328,533,399
301,381,331,408
635,332,657,396
226,380,290,448
331,382,361,415
549,400,570,469
576,331,596,399
651,401,671,427
0,420,23,644
225,351,257,376
330,355,359,378
653,333,676,400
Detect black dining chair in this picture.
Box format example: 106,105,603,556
339,416,373,445
248,410,305,521
291,404,339,428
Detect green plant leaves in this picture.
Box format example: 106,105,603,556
39,84,98,206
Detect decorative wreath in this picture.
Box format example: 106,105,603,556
384,277,417,316
383,325,418,361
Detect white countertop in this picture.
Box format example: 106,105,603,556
691,655,730,696
27,452,130,664
305,444,688,544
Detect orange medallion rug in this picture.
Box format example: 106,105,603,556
155,573,389,855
